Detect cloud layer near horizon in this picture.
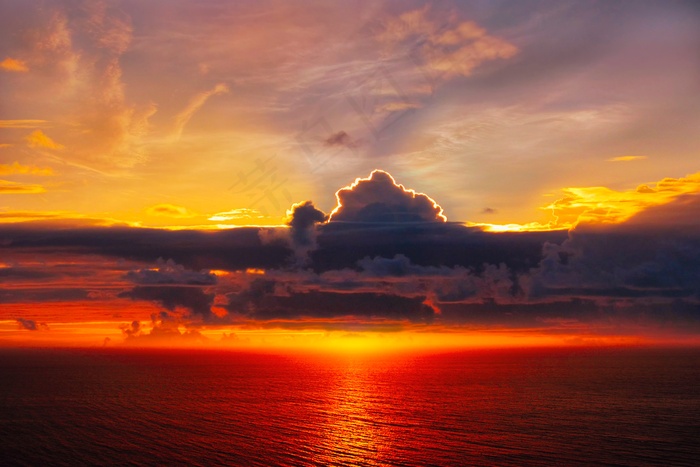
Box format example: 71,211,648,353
3,179,700,344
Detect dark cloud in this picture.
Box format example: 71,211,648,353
119,286,217,323
329,170,447,223
121,313,209,345
125,259,217,285
287,200,327,248
0,288,91,304
0,225,291,271
482,207,497,214
323,130,358,149
226,278,435,323
120,320,141,337
15,318,48,331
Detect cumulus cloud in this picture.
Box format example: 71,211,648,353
287,201,327,247
329,170,447,223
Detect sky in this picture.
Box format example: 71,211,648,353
1,0,700,349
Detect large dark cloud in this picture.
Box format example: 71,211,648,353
225,278,435,324
329,170,447,223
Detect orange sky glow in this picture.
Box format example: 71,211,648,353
2,1,700,350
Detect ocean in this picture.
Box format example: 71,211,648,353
1,347,698,466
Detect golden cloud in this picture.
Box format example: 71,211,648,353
607,156,648,162
474,171,700,232
0,162,54,176
25,130,64,150
0,120,48,129
208,208,264,222
0,180,46,194
147,204,197,218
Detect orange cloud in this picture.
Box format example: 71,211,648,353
545,172,700,227
25,130,64,150
474,171,700,232
0,57,28,72
0,162,54,176
0,120,48,129
607,156,648,162
147,204,197,218
0,180,46,194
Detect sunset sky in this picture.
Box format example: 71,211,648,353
1,0,700,349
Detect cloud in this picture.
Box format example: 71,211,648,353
287,201,327,246
172,83,229,141
0,120,48,129
120,320,141,337
329,170,447,223
15,318,48,331
25,130,64,150
0,180,46,194
376,7,518,81
0,162,54,176
119,286,217,323
208,208,263,222
540,171,700,229
146,204,197,218
125,259,217,285
120,314,209,345
12,4,157,170
225,279,436,324
323,131,358,149
0,57,28,72
607,156,648,162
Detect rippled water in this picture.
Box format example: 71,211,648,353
1,347,699,466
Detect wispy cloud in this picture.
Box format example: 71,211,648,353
607,156,648,162
209,208,264,222
172,83,229,141
0,120,48,129
0,180,46,194
0,162,54,176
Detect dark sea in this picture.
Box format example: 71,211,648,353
1,347,699,466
